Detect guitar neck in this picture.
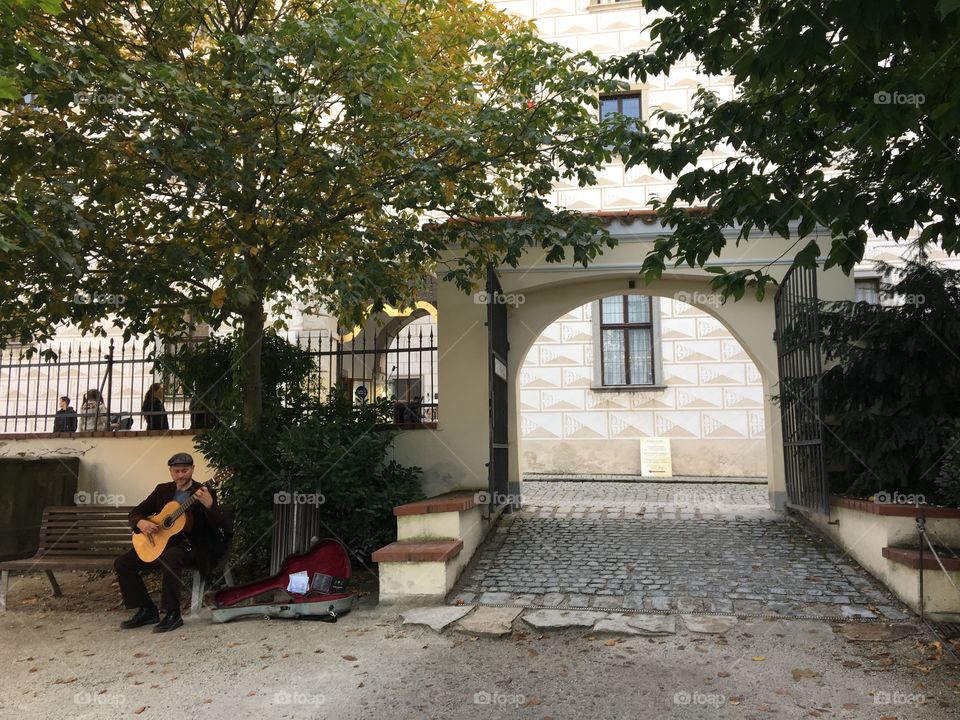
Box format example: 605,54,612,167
169,479,213,522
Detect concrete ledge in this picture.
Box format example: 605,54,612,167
831,495,960,519
882,546,960,571
372,539,463,563
394,492,477,517
797,503,960,620
1,429,198,440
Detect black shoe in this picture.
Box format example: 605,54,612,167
152,609,183,633
120,606,159,629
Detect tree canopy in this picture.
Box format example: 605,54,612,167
616,0,960,299
0,0,627,433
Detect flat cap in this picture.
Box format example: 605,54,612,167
167,452,194,467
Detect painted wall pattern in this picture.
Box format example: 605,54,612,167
519,297,768,476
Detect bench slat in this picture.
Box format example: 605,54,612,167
39,528,131,537
0,558,120,570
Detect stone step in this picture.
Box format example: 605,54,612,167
372,539,463,563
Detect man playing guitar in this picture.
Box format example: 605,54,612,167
113,452,224,632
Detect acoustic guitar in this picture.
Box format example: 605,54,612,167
131,467,232,562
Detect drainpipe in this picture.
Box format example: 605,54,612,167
917,516,925,621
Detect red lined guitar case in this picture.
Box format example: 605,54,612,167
211,539,353,623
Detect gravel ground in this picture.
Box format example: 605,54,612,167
1,570,958,720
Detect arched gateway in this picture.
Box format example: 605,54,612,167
381,215,854,601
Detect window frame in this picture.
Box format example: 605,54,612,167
591,295,665,391
599,90,644,124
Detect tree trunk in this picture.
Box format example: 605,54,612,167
239,300,265,438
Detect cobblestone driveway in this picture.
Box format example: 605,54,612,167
451,481,911,622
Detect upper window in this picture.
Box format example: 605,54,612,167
855,278,880,305
599,295,656,386
600,92,642,124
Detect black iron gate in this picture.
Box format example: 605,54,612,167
774,265,830,514
487,266,510,514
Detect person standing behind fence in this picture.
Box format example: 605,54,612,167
142,383,170,430
78,389,108,431
53,396,77,432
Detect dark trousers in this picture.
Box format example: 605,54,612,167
114,543,196,611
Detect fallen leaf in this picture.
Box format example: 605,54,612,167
752,656,766,662
246,691,256,697
775,688,790,696
842,703,858,709
841,660,861,668
28,667,37,673
604,639,618,647
528,649,539,657
357,682,364,688
133,652,149,658
54,677,76,684
342,655,357,662
134,707,146,715
718,672,731,677
520,697,541,707
792,669,822,681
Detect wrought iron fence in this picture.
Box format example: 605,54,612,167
0,324,438,434
296,324,439,424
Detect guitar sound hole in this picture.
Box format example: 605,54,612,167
163,518,172,528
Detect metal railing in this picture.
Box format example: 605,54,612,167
296,325,439,424
0,325,439,434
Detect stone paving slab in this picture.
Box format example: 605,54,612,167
454,606,523,637
522,609,606,629
451,481,912,623
681,615,739,634
401,605,474,632
594,613,677,636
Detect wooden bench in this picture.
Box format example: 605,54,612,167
0,506,223,615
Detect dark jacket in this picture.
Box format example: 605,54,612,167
141,397,170,430
129,480,224,576
53,407,78,432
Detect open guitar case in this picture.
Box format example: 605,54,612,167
211,538,354,624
